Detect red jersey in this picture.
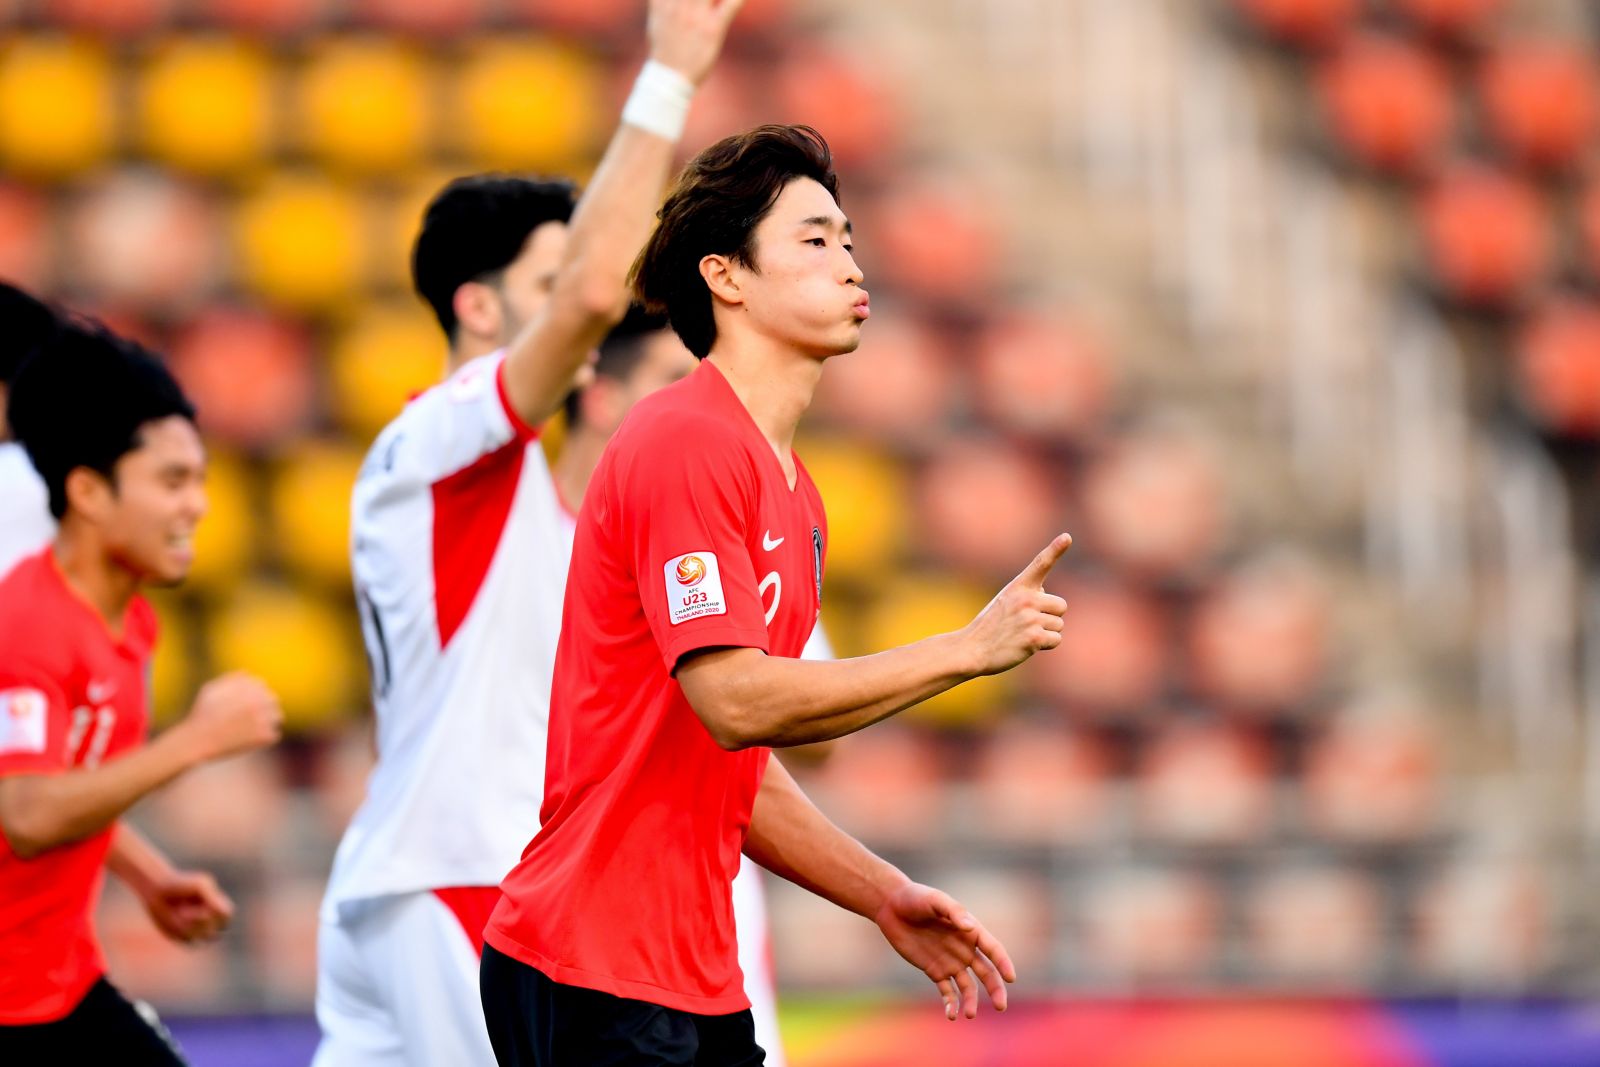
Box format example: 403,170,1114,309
0,549,157,1024
486,360,827,1014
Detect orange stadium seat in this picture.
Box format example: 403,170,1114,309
1420,164,1550,306
246,877,326,1005
866,182,1003,306
1233,0,1360,48
1302,703,1441,844
62,170,220,310
916,439,1064,580
1079,866,1221,982
677,60,764,156
1413,861,1550,986
451,40,605,172
350,0,485,35
862,576,1015,728
1515,298,1600,438
1080,429,1229,585
330,303,447,437
1186,555,1331,716
269,440,365,587
1023,575,1169,723
810,316,955,443
168,307,315,447
183,449,257,593
140,751,289,863
234,174,366,311
139,36,275,178
0,37,115,179
1392,0,1506,39
1136,720,1275,846
508,0,641,37
971,723,1111,845
208,582,361,731
0,182,54,288
97,880,232,1009
789,436,907,585
197,0,330,35
973,312,1116,443
1246,865,1385,984
767,878,896,987
772,44,900,170
373,168,457,292
929,868,1055,977
296,38,435,174
1479,40,1599,171
1315,34,1454,175
799,723,945,847
39,0,175,35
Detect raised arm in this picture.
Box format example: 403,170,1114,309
744,755,1016,1020
0,673,280,859
677,533,1072,750
499,0,745,426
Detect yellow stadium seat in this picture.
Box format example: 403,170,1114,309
269,441,364,587
861,575,1014,727
185,449,256,592
451,40,603,171
145,592,195,728
329,303,446,437
234,173,364,310
0,36,114,179
792,436,906,585
208,582,360,731
297,38,433,175
373,169,456,291
139,37,274,177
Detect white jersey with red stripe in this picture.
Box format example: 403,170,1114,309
323,351,566,918
0,442,53,579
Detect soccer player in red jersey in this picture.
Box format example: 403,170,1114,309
481,125,1072,1066
0,322,283,1063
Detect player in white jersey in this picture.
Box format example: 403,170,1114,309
0,284,59,576
551,312,831,1067
313,3,744,1064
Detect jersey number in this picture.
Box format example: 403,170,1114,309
760,572,781,626
65,705,116,768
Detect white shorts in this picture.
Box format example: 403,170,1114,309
313,891,496,1067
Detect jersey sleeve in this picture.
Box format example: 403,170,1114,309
624,428,772,671
0,664,73,777
360,351,538,490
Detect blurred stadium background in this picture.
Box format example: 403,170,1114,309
6,0,1600,1063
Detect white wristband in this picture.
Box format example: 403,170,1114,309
622,59,695,142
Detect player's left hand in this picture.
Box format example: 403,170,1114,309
874,882,1016,1020
142,870,235,945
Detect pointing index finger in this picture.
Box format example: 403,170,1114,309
1017,533,1072,589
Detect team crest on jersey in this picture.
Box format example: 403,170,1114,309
0,688,47,755
665,551,725,625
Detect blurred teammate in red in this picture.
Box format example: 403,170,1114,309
481,124,1072,1066
0,322,283,1064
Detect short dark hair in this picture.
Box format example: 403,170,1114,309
562,304,668,428
0,281,60,384
8,320,196,519
411,175,578,340
633,125,840,359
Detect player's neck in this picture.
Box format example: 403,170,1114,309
445,335,500,377
51,525,139,633
705,340,820,473
552,427,606,516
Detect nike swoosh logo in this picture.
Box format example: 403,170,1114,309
762,532,785,551
87,681,116,704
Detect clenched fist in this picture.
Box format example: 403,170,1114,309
176,672,283,763
960,533,1071,677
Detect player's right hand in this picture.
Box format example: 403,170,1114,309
179,672,283,762
646,0,747,86
959,533,1072,677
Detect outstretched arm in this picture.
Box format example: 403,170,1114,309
499,0,746,425
678,534,1072,750
744,755,1016,1020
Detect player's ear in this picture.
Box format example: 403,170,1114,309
453,281,502,342
699,254,743,307
64,466,115,523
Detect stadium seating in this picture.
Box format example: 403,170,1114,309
1079,865,1222,982
972,312,1116,443
1514,298,1600,438
970,723,1112,844
1316,33,1454,175
1419,163,1551,307
0,182,54,287
168,306,316,447
139,37,275,177
1245,865,1385,985
1136,720,1276,846
0,36,115,178
297,38,434,174
328,303,447,437
1477,40,1599,171
1022,575,1170,723
917,439,1064,580
234,174,366,311
63,170,220,310
1079,430,1230,585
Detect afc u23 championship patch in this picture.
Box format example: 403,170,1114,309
0,687,49,754
665,551,727,625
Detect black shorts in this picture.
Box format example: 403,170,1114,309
0,976,188,1065
480,943,766,1067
